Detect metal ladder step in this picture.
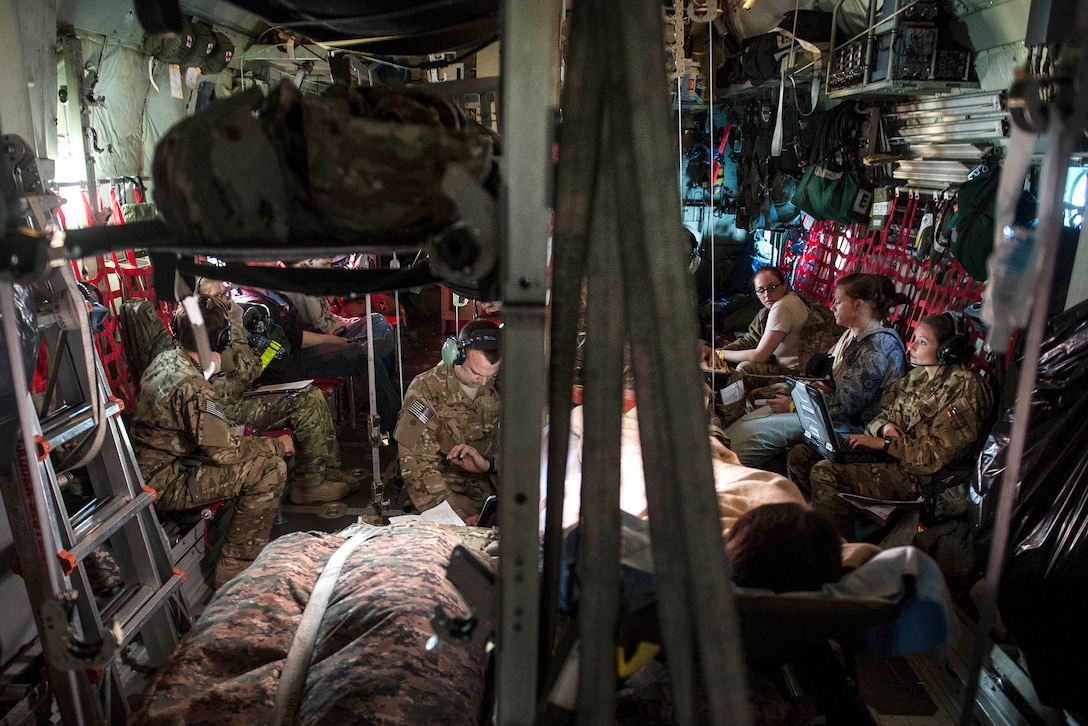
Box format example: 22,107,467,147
38,398,125,453
63,491,158,570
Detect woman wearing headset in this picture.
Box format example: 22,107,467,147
787,312,993,540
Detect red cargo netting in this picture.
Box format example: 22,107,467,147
787,191,984,347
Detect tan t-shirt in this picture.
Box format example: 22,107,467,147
765,292,809,371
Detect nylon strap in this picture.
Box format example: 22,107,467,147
271,526,385,726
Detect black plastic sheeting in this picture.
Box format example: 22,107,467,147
970,297,1088,712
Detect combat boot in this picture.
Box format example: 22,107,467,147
323,467,364,492
212,556,251,589
288,473,349,504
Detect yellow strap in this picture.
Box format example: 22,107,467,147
617,642,661,678
260,339,282,369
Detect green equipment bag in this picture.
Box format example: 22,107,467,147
792,162,874,226
950,166,1038,282
143,18,197,65
950,169,999,281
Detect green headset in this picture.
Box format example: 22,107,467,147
442,327,501,366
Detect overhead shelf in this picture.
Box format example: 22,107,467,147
828,78,980,99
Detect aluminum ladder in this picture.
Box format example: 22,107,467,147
1,261,190,724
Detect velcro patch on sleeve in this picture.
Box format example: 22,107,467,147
204,399,226,420
408,399,434,425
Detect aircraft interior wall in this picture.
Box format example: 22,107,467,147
3,0,1088,722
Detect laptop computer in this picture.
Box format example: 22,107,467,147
789,379,895,464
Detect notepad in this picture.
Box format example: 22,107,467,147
243,379,314,396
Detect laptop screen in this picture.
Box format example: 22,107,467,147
789,380,840,455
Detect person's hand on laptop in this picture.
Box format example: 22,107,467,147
844,434,886,450
766,394,793,414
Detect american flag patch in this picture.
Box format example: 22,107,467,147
408,399,433,424
204,399,225,420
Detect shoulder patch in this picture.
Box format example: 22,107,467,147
204,398,225,420
408,399,434,424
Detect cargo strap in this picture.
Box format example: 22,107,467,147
271,525,385,726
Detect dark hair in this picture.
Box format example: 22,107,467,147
726,502,842,592
752,266,787,285
919,312,956,346
175,295,230,354
837,273,909,323
459,319,502,364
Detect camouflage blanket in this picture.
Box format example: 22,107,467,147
131,525,494,725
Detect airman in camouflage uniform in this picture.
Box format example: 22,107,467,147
132,297,289,589
394,321,502,523
789,315,992,539
198,278,353,501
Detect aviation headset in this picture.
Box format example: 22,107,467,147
441,326,502,367
935,311,971,365
171,306,232,353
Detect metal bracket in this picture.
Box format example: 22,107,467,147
428,545,496,649
38,593,121,670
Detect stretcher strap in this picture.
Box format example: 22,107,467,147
271,525,385,726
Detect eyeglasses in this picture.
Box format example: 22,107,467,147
754,283,781,295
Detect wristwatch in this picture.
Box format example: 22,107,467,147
883,437,892,452
483,454,496,474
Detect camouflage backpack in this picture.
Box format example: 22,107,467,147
118,299,176,386
794,294,844,374
152,81,500,258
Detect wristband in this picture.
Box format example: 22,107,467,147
483,454,496,474
883,437,892,452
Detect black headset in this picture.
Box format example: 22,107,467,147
171,306,232,353
935,311,971,365
441,327,501,366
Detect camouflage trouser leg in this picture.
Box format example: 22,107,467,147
786,443,825,500
736,360,793,392
809,460,924,540
228,387,340,477
150,456,286,561
220,456,287,561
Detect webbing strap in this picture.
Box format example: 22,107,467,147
270,526,385,726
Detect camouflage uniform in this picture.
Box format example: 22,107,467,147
394,360,500,520
132,348,286,565
802,364,992,538
209,302,348,484
214,300,264,395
